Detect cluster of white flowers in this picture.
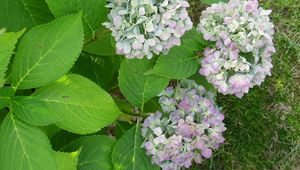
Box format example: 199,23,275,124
197,0,275,98
142,80,226,170
103,0,193,59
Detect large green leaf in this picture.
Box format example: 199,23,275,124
12,74,122,134
112,125,159,170
55,151,78,170
12,13,84,90
62,135,116,170
46,0,108,41
0,29,25,87
83,28,116,56
12,96,60,126
145,29,205,79
0,113,57,170
71,53,121,90
118,58,169,110
0,0,54,31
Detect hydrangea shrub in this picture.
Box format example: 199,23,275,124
0,0,275,169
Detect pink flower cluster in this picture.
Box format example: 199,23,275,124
141,80,226,170
197,0,275,98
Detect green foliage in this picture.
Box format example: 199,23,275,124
200,0,228,5
146,29,205,79
0,87,14,109
0,29,25,87
46,0,108,41
54,151,78,170
13,74,122,134
0,113,57,170
12,13,84,90
83,27,116,56
118,58,170,110
0,0,54,31
0,0,297,169
112,125,160,170
62,135,116,170
12,96,60,126
71,53,121,90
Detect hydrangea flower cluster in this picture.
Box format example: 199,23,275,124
103,0,193,59
197,0,276,98
141,80,226,170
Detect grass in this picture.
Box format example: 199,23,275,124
190,0,300,169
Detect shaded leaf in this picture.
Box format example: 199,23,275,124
0,0,54,31
0,87,14,109
83,28,116,56
118,58,169,110
189,73,216,94
71,53,121,90
62,135,116,170
46,0,108,41
115,121,134,139
51,130,81,151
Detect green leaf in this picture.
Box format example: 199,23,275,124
118,58,169,110
112,125,159,170
12,13,84,90
181,28,207,51
200,0,228,5
146,48,199,79
42,124,61,139
189,73,216,94
13,74,122,134
12,96,60,126
83,28,116,56
146,29,205,79
0,109,8,126
51,130,81,151
0,0,54,31
115,121,134,139
55,151,79,170
62,135,116,170
143,97,162,113
0,87,14,109
0,29,25,87
46,0,108,41
0,113,57,170
71,53,121,90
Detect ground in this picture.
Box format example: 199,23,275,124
190,0,300,169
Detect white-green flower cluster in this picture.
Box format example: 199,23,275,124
197,0,275,98
103,0,193,59
142,80,226,170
